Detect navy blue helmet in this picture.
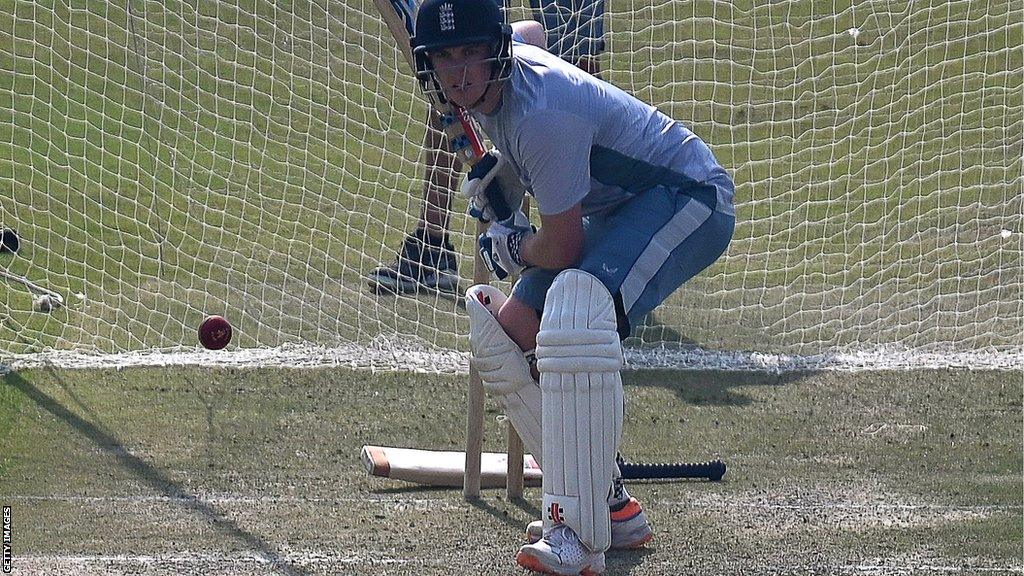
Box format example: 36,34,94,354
411,0,513,103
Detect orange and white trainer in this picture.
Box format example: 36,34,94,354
516,524,606,576
525,497,653,549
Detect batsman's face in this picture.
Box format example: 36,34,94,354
429,43,496,109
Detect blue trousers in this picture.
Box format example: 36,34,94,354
512,177,735,336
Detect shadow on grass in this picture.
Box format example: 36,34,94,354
5,370,310,576
468,494,541,532
468,493,649,576
625,369,814,407
371,484,543,531
625,313,817,406
607,546,654,574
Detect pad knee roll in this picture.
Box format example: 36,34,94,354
467,284,535,394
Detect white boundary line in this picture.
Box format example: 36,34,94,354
2,342,1022,372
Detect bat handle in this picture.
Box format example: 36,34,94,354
618,459,727,482
455,107,487,158
484,184,513,222
441,107,513,222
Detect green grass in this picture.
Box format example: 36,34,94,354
0,368,24,478
0,366,1019,574
0,0,1021,356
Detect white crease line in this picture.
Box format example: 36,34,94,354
659,501,1022,512
1,493,450,505
3,493,1019,512
799,564,1022,574
15,551,415,566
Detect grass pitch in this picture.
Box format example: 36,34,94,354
0,366,1019,574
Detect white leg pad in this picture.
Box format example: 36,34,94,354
536,269,624,553
466,284,543,466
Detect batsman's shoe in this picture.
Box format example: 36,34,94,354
366,230,459,294
516,524,606,576
526,498,653,549
608,497,654,548
516,522,602,569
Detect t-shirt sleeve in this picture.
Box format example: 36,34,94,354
513,110,594,216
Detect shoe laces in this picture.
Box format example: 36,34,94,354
547,524,583,550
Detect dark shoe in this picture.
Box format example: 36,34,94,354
367,230,459,294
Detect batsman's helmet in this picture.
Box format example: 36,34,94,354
411,0,513,102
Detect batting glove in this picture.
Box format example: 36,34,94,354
460,149,526,223
478,210,535,281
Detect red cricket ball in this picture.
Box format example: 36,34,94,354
198,315,232,350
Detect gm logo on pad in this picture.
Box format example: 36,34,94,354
547,502,564,524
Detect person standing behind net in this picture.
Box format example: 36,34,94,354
365,0,608,294
410,0,735,573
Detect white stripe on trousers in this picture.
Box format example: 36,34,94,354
619,198,713,315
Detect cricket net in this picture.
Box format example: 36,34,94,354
1,0,1021,370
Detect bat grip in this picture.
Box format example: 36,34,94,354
455,107,486,159
618,460,727,482
484,184,513,222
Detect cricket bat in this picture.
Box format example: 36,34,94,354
362,445,543,488
374,0,488,168
361,445,727,487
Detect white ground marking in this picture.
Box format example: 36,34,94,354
3,342,1021,373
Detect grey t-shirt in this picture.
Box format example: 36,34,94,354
473,43,733,217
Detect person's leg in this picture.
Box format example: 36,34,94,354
502,232,652,570
419,111,461,238
366,112,462,294
528,0,605,75
516,269,620,575
466,284,543,465
580,185,735,333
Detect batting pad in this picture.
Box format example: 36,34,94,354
466,284,543,466
536,269,624,553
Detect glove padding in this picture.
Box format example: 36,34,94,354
460,149,528,223
478,210,535,281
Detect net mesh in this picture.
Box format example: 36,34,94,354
1,0,1021,367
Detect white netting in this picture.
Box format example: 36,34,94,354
0,0,1021,369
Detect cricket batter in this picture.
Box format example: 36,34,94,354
366,0,609,294
412,0,735,573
